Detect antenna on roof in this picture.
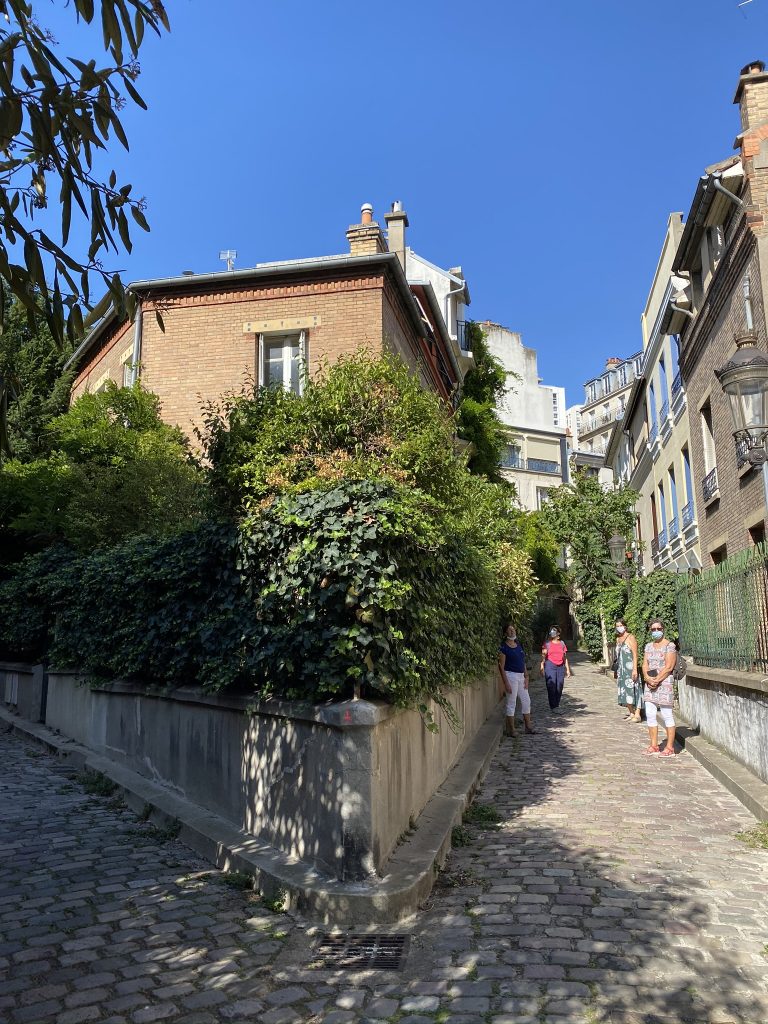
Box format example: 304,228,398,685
219,249,237,272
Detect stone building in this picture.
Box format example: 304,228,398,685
606,213,702,573
65,203,469,439
663,61,768,563
480,322,568,510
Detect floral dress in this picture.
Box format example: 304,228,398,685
643,641,676,708
616,637,641,708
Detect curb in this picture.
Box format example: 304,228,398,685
0,703,504,925
675,724,768,821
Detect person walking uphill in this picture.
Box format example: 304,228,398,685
498,623,536,737
641,619,678,757
541,625,571,711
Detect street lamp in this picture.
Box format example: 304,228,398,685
715,332,768,508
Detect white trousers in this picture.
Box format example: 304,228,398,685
644,701,675,728
504,671,531,715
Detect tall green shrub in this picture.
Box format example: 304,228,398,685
625,569,680,647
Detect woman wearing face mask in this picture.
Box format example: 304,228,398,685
614,618,641,722
641,619,678,757
540,625,571,712
498,623,536,737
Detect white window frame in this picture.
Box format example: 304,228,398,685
258,331,307,394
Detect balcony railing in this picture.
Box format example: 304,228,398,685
668,517,679,542
659,399,670,423
702,467,719,502
671,370,683,398
658,526,668,550
649,422,658,446
682,501,695,529
456,321,471,352
527,458,560,475
651,537,659,559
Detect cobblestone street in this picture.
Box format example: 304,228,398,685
2,656,768,1024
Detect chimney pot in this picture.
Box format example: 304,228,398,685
384,200,409,270
392,200,403,212
741,60,766,77
360,203,373,225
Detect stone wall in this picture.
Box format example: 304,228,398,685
42,670,500,883
678,663,768,784
0,662,46,723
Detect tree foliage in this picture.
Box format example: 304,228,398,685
0,0,169,350
540,472,637,602
0,294,73,460
0,379,205,554
456,322,512,481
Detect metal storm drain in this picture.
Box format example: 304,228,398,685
311,933,410,971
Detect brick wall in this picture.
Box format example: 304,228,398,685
71,269,427,441
683,233,768,561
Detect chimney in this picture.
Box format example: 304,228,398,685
734,60,768,133
384,200,409,270
346,203,388,257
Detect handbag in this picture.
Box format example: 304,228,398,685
610,654,619,676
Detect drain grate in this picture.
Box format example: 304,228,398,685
311,933,409,971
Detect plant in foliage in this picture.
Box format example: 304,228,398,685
0,296,73,462
540,472,636,660
0,380,205,553
0,0,169,362
456,322,513,481
625,568,680,648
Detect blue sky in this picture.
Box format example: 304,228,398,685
41,0,768,404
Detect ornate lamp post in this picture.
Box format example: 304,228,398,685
715,332,768,508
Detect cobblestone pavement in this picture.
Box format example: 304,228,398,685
2,656,768,1024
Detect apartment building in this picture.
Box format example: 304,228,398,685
606,214,702,573
66,202,470,438
569,353,641,484
481,322,568,510
664,62,768,563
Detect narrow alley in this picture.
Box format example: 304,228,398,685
1,656,767,1024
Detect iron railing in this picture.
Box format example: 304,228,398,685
649,422,658,445
676,543,768,673
702,467,719,502
527,458,560,474
736,436,750,469
668,517,679,542
456,321,472,352
660,399,670,423
671,370,683,398
682,501,695,529
651,537,659,559
658,526,668,550
501,454,560,475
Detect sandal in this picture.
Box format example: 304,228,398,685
642,745,660,755
658,747,676,757
525,727,537,735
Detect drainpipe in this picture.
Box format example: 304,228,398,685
444,282,466,338
130,302,143,385
712,176,745,209
670,304,695,319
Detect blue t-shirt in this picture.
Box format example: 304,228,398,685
500,641,526,673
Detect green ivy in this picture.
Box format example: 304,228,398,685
625,569,680,648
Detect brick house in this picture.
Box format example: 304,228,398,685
662,61,768,563
66,203,471,439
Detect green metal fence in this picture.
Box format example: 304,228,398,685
676,543,768,673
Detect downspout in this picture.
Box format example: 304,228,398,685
444,281,466,338
670,304,695,319
130,302,143,385
712,176,745,209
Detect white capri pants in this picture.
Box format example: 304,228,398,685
504,671,531,715
644,702,675,728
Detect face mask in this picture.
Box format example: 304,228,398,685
651,629,663,641
507,634,516,643
616,625,626,635
549,629,559,638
